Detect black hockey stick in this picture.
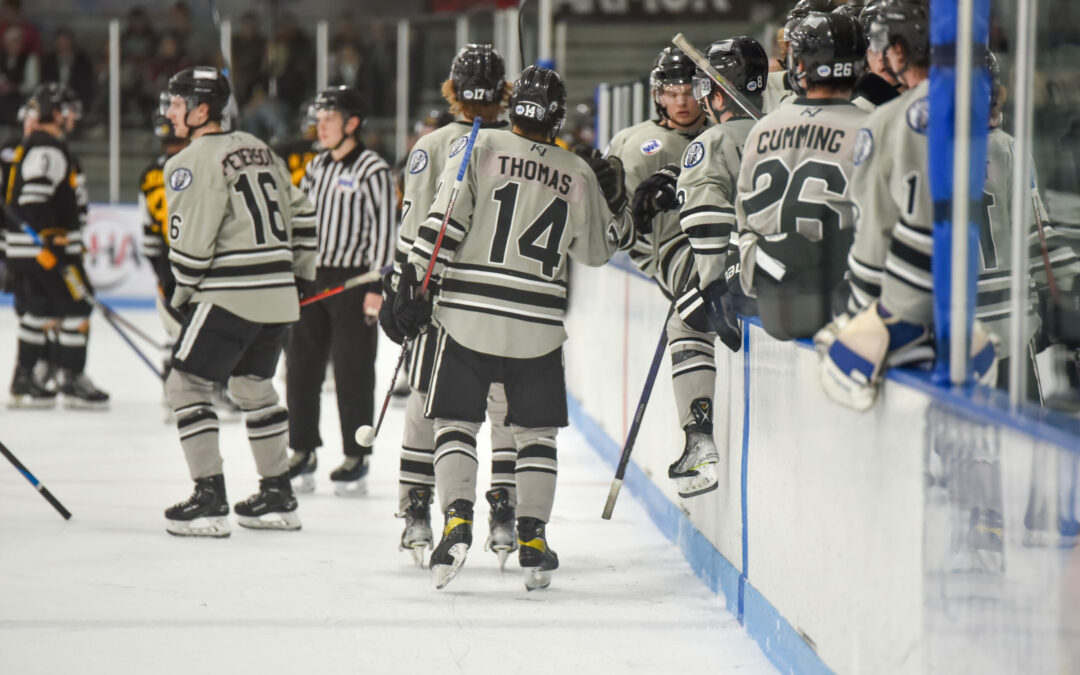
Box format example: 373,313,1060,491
0,440,72,520
354,116,483,449
602,306,675,520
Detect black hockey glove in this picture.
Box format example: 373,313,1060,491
575,144,627,216
631,164,680,235
394,265,434,339
295,277,318,302
701,252,749,353
379,271,405,345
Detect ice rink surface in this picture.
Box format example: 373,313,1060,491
0,309,774,674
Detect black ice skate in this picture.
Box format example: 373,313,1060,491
165,474,230,538
287,449,317,493
430,499,473,589
484,487,518,571
57,369,109,410
667,398,719,498
397,486,433,566
233,473,301,530
8,365,57,409
330,455,369,497
517,517,559,591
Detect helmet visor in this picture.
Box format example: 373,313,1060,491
868,21,890,53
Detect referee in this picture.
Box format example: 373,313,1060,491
286,86,396,495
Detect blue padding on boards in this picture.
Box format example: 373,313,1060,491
0,293,156,310
567,395,834,675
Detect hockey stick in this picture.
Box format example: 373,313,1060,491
602,306,675,520
0,440,72,520
100,310,165,381
95,300,170,350
671,34,763,121
299,264,393,307
354,116,484,448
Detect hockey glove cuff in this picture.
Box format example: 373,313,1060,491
379,271,405,345
393,265,434,339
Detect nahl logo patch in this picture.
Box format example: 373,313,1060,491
683,141,705,169
409,149,428,174
853,128,874,166
449,136,469,158
169,167,193,191
640,139,663,156
907,97,929,134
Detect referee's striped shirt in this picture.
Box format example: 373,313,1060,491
299,145,396,269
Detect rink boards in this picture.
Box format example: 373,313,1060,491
564,258,1080,675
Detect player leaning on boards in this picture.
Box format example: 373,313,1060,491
379,43,519,568
734,11,866,341
5,84,108,410
397,66,632,591
160,66,318,537
284,86,396,497
818,0,996,410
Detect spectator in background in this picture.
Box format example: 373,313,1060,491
41,28,94,113
361,21,394,117
149,33,189,96
231,12,265,107
120,7,156,123
329,41,362,90
332,11,362,51
269,14,315,116
0,25,38,125
0,0,39,57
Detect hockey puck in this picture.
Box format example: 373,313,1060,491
354,425,376,447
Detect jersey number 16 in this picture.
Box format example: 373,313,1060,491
233,171,287,245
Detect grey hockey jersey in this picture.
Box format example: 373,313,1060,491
165,130,317,324
407,128,630,359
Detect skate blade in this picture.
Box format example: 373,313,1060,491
408,545,429,567
7,395,57,410
237,511,302,531
61,395,109,411
496,548,510,572
676,464,719,499
523,567,552,591
292,474,316,493
432,543,469,589
166,516,231,538
333,479,368,498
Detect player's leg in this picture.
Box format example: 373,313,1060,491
503,346,568,591
327,279,378,496
396,331,438,564
425,329,492,588
284,298,331,492
665,311,720,498
484,382,518,568
8,270,57,409
230,323,299,530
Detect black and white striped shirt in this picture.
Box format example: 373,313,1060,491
299,145,397,269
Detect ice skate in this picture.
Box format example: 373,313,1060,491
330,455,369,497
287,449,317,493
165,474,230,538
668,399,719,498
397,486,433,566
517,517,558,591
484,487,518,571
430,499,473,589
57,369,109,410
233,473,301,530
7,365,57,409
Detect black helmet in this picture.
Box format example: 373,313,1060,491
313,86,366,124
867,0,929,67
786,12,865,94
508,65,567,141
784,0,838,40
832,1,867,22
165,66,231,122
651,46,696,120
692,37,768,117
450,43,506,104
986,50,1003,114
23,82,80,122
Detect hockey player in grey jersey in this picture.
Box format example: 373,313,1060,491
635,37,769,499
819,0,996,410
849,0,903,112
399,66,631,590
380,44,518,567
735,11,866,340
160,67,318,537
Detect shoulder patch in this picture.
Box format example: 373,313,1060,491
169,167,193,191
683,141,705,169
0,146,15,163
906,97,929,134
640,139,663,156
408,148,428,174
449,135,469,158
853,129,874,166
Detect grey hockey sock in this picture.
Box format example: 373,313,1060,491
399,388,436,512
433,420,481,513
246,405,290,478
176,404,222,479
513,427,558,522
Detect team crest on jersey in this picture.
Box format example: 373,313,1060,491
683,141,705,168
853,129,874,166
641,139,663,155
449,136,469,158
409,148,428,174
0,146,15,162
169,167,193,191
907,97,929,134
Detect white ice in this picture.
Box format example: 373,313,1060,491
0,308,775,674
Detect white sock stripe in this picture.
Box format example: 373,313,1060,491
175,402,211,416
401,449,435,461
175,304,211,362
515,460,557,471
20,314,52,328
248,425,288,440
179,420,220,439
60,317,85,330
17,328,47,344
491,449,518,458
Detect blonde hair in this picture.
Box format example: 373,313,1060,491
441,78,512,122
